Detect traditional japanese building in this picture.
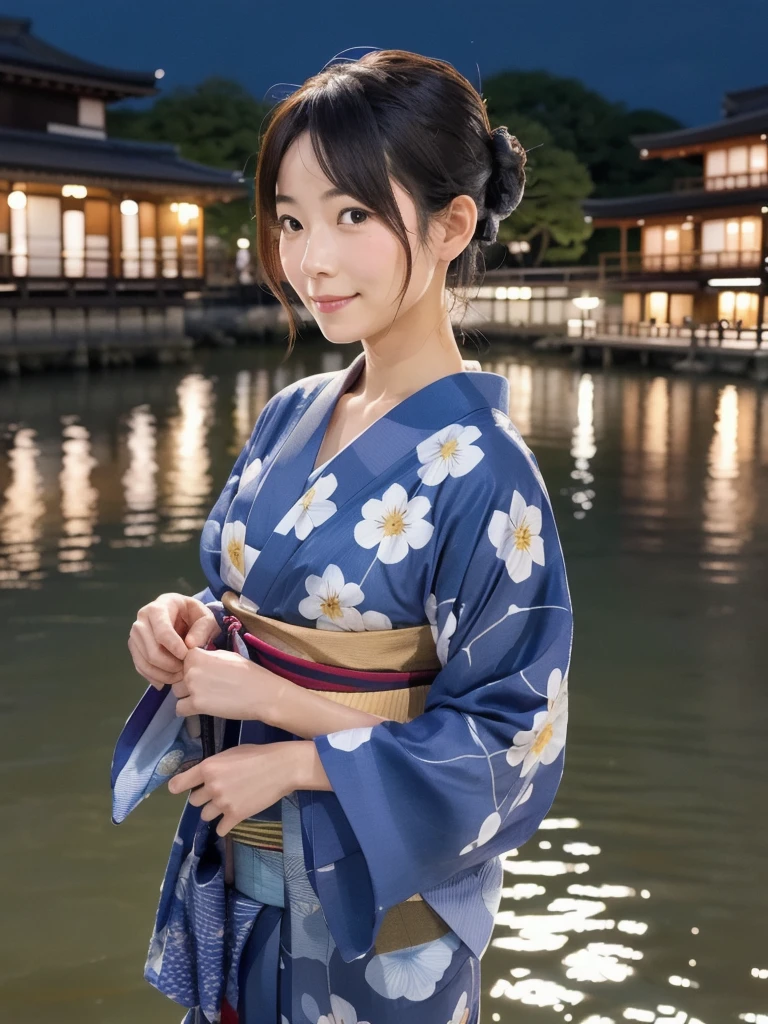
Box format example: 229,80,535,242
0,16,244,292
584,83,768,332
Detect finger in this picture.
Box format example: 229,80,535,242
216,814,238,838
131,645,182,686
171,680,190,700
147,608,188,662
131,622,184,676
130,645,183,690
175,696,198,717
185,616,219,649
168,763,203,794
187,783,213,807
200,801,223,822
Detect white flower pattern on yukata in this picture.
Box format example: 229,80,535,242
237,455,263,493
298,564,393,631
448,991,470,1024
220,520,260,592
364,931,460,1001
416,424,485,485
311,994,370,1024
459,782,534,855
298,564,363,630
506,668,568,776
425,592,457,668
327,726,373,751
487,490,545,583
274,473,338,540
354,483,434,564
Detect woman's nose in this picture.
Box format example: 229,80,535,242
299,234,338,278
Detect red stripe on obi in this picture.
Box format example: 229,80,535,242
240,630,437,693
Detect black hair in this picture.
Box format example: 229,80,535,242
254,48,526,352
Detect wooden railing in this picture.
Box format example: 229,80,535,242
672,171,768,192
567,317,767,349
599,250,762,277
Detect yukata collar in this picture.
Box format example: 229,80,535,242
239,351,509,610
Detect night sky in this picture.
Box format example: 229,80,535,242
10,0,768,127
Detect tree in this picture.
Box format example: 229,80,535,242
107,78,271,247
482,69,699,197
485,112,594,265
482,70,701,264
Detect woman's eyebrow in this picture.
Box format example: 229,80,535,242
275,187,348,205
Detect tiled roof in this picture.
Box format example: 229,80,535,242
0,16,156,97
0,126,246,194
630,106,768,153
584,184,768,221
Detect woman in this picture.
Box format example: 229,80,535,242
113,48,573,1024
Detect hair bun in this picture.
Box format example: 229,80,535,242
474,126,527,244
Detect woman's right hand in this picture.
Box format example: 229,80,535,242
128,593,221,690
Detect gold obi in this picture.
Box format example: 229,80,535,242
220,590,450,953
221,589,440,724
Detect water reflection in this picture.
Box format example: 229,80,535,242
570,373,597,519
119,405,159,548
158,373,216,544
0,426,45,585
0,348,767,1022
58,418,99,573
3,354,763,593
699,383,757,585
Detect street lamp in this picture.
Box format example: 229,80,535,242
571,295,601,338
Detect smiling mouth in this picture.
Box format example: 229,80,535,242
312,295,358,311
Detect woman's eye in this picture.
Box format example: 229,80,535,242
277,208,369,234
278,216,301,234
340,208,369,226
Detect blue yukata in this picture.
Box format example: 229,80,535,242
110,350,573,1024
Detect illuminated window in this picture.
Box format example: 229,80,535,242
27,195,61,276
623,293,642,323
121,201,140,278
85,199,110,278
642,223,692,270
718,290,758,327
750,144,767,171
701,217,761,267
62,208,85,277
645,292,669,322
669,294,693,325
705,144,768,188
139,202,157,278
729,146,748,174
705,149,727,179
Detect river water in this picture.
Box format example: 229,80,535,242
1,341,767,1024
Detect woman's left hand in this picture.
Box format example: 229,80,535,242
173,646,279,721
168,742,307,836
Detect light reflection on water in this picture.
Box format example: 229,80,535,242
1,343,767,1023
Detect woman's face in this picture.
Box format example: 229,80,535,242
275,131,444,345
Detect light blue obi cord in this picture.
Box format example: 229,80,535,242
232,844,285,908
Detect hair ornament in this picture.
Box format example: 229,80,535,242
474,125,526,244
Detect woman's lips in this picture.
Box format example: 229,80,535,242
312,294,358,313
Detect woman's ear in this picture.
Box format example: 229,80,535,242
434,194,478,263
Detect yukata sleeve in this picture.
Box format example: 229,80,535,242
111,420,267,823
302,438,574,959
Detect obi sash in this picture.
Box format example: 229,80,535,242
139,594,452,1021
221,587,439,723
218,590,453,956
